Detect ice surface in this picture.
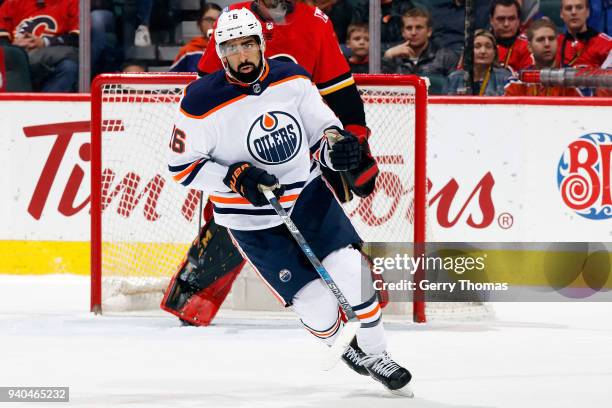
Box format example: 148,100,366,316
1,274,611,408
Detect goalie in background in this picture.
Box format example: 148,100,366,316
164,8,413,397
162,0,383,329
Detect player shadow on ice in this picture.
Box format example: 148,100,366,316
75,387,494,408
249,383,496,408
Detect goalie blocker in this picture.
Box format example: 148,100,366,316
161,126,383,326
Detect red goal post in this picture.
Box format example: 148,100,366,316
90,73,428,322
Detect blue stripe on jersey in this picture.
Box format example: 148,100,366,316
180,159,208,186
213,205,293,216
309,139,321,155
352,295,377,312
265,58,312,83
180,59,312,118
181,70,240,117
168,162,195,172
283,181,306,191
361,316,382,328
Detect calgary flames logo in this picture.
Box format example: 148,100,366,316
16,15,57,37
247,111,302,165
558,132,612,220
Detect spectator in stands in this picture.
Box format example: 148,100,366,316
121,59,147,72
382,7,458,77
351,0,416,47
0,0,79,92
134,0,153,47
490,0,533,72
505,19,581,95
170,3,221,72
587,0,612,37
310,0,354,44
345,22,369,73
558,0,612,67
445,29,513,95
430,0,489,56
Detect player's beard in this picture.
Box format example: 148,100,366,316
229,60,264,84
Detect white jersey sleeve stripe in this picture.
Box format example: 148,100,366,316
170,158,206,182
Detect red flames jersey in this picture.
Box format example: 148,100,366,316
198,1,351,91
557,30,612,68
497,35,533,72
0,0,79,42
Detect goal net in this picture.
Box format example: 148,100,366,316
91,73,490,322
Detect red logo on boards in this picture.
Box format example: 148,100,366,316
23,121,498,229
557,133,612,220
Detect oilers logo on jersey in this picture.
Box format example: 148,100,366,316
247,111,303,165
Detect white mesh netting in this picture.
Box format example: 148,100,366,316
98,82,197,311
94,75,492,321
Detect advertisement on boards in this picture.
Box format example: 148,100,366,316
0,97,610,274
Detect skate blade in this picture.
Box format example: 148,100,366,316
388,382,414,398
322,320,360,371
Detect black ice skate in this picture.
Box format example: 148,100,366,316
363,352,414,397
341,337,369,376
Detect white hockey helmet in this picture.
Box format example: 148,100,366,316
214,8,266,64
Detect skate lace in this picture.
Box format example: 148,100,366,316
364,352,401,377
344,346,365,365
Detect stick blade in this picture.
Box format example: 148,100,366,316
322,320,361,371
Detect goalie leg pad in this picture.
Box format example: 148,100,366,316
161,263,243,326
160,218,245,326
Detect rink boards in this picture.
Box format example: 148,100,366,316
0,94,610,277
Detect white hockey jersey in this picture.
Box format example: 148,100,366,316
168,59,342,231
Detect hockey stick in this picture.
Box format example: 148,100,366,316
260,186,361,370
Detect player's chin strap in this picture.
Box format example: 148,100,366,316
259,184,361,370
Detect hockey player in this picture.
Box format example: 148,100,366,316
197,0,378,204
167,8,413,397
162,0,384,332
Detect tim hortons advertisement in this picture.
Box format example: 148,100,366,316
0,99,610,248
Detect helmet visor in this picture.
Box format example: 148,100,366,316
219,38,260,58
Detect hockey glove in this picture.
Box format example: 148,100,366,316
328,128,362,171
342,125,379,198
223,162,285,207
